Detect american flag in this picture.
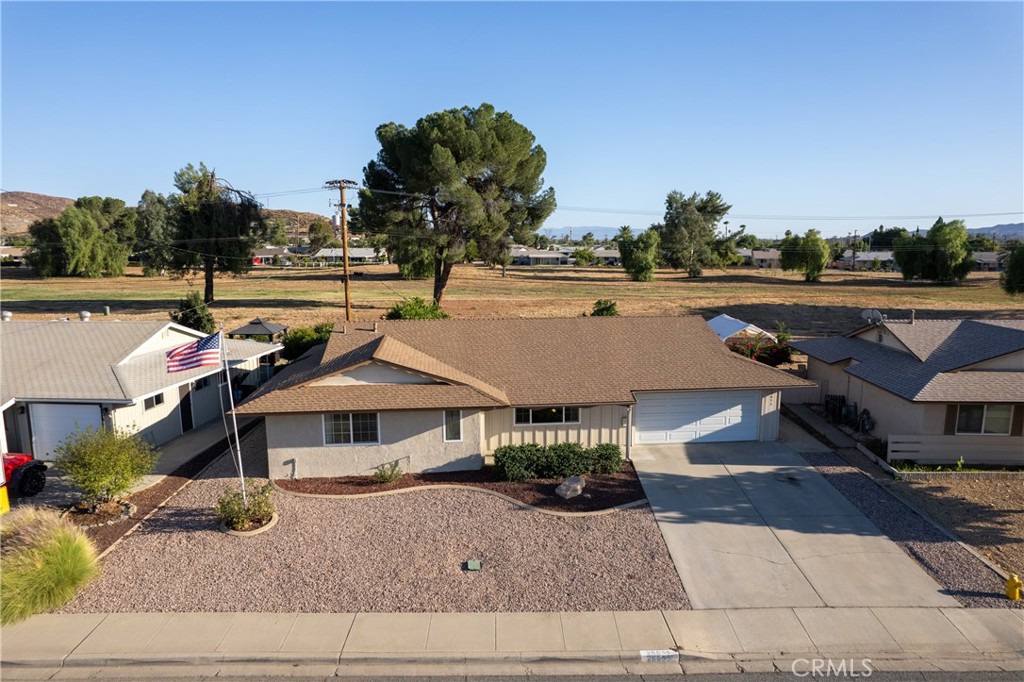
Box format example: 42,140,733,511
166,332,222,373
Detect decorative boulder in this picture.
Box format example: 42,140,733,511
555,475,585,500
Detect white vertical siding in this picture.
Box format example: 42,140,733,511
112,390,182,446
483,405,628,454
759,390,780,441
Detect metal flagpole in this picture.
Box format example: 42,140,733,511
220,329,247,505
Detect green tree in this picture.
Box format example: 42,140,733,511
735,233,764,250
385,297,450,319
780,229,831,282
590,299,619,316
1000,245,1024,295
618,227,660,282
168,163,269,303
893,217,973,283
356,103,556,304
170,291,216,334
653,190,731,277
266,219,290,247
967,234,999,252
478,235,513,276
579,231,595,246
307,219,335,253
27,197,135,277
573,247,596,266
136,190,174,276
865,225,909,250
280,322,333,360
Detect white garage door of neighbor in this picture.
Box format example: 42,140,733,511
634,391,761,444
28,403,103,460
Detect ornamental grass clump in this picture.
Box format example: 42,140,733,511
0,508,99,624
216,480,275,531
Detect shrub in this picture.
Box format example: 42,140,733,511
385,297,449,320
493,443,623,481
281,322,333,360
169,290,216,334
372,461,403,484
55,427,159,507
0,508,99,624
590,299,619,316
216,480,275,531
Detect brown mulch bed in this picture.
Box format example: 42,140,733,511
275,463,646,513
82,420,263,554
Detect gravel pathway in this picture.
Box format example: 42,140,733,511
802,451,1021,610
62,424,689,613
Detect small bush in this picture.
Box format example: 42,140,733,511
216,480,275,531
372,461,403,484
590,299,619,316
0,508,99,624
494,443,623,481
281,322,333,360
169,290,216,334
55,427,159,507
385,297,449,320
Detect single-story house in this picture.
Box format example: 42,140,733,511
706,314,777,343
751,249,781,269
0,246,26,266
252,246,293,265
235,317,812,478
0,318,281,460
313,248,386,264
510,247,567,266
592,247,620,265
840,250,896,271
794,318,1024,465
974,251,1007,272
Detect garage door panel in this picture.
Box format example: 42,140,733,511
635,391,759,444
28,404,103,460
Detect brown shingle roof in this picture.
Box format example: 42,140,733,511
236,316,811,415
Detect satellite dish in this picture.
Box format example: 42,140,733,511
860,309,884,326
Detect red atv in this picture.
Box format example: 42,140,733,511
3,453,47,498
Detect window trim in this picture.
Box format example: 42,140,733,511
513,406,582,426
955,403,1012,436
443,409,463,442
323,412,381,446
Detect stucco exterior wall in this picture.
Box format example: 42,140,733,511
483,405,629,454
852,327,912,354
759,390,781,441
113,389,183,446
265,409,483,478
965,349,1024,371
805,358,852,399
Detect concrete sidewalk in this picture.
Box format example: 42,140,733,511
2,607,1021,678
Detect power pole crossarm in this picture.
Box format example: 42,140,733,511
324,179,359,322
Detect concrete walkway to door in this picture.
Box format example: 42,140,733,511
631,441,961,610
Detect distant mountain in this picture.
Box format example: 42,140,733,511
1,191,74,235
968,223,1023,239
540,226,620,240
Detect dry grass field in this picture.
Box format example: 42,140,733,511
0,263,1019,338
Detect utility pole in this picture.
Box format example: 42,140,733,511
850,230,859,272
325,179,358,322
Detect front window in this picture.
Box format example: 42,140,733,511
514,406,581,425
956,404,1012,435
144,393,164,410
443,410,462,442
324,412,379,445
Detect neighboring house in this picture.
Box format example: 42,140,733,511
706,314,777,343
510,247,566,266
736,247,753,265
840,250,896,271
751,249,781,268
252,246,292,265
0,246,26,266
235,317,811,478
794,318,1024,466
313,248,385,264
592,247,620,265
0,319,281,459
974,251,1007,272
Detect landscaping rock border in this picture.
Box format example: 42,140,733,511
219,512,279,537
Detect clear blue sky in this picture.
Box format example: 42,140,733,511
3,2,1022,239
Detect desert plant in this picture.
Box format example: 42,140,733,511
216,480,275,531
0,508,99,624
372,461,403,484
55,427,159,508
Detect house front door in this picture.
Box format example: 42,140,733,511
179,385,194,432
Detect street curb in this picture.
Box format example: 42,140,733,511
271,480,650,517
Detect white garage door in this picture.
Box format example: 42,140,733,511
28,403,103,461
634,391,761,444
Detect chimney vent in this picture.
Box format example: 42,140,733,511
1,311,11,322
373,322,379,333
79,311,91,322
910,309,915,325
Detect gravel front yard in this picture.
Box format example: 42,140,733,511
62,424,689,614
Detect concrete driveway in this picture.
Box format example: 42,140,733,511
631,441,961,610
